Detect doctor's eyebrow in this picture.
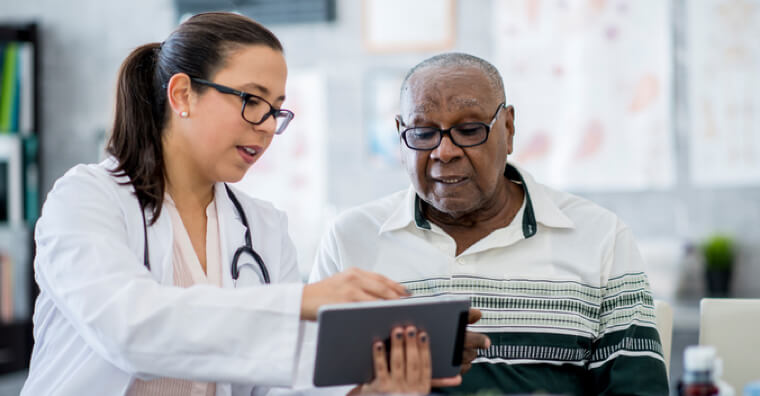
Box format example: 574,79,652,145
241,82,286,102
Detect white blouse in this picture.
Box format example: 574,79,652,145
127,195,222,396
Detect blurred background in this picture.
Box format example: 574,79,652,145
1,0,759,394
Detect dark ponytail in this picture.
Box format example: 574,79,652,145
106,13,283,224
109,42,165,218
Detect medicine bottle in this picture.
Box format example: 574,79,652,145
678,345,719,396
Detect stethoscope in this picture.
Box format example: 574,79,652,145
140,184,271,285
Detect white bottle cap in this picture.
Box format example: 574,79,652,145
684,345,716,371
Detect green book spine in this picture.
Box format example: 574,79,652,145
0,42,5,133
0,42,19,133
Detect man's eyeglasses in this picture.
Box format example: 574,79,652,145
397,103,506,150
191,77,294,135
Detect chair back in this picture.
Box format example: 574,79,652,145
654,299,673,375
699,298,760,392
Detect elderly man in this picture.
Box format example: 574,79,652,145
310,53,668,395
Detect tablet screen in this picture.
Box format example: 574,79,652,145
313,296,471,387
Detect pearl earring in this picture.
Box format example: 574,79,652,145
180,111,188,118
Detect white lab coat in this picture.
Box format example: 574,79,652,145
21,159,306,396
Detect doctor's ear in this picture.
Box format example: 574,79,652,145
166,73,194,119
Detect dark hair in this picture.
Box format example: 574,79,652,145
107,12,283,224
400,52,506,103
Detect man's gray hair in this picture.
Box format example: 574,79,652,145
400,52,506,103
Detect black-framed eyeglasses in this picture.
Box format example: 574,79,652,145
397,103,506,150
191,77,294,135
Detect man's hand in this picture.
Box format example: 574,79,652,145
459,308,491,375
300,268,409,321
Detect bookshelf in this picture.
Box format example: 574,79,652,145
0,22,41,374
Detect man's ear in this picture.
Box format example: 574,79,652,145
504,105,516,155
396,115,406,167
166,73,194,118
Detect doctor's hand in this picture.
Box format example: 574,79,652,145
347,326,461,396
460,308,491,375
300,268,409,321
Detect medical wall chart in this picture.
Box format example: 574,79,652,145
688,0,760,187
492,0,675,191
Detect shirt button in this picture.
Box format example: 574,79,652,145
456,257,466,265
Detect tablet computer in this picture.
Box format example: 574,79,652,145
313,296,471,387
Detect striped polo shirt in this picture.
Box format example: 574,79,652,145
310,164,668,395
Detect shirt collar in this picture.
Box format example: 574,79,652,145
379,162,574,236
378,187,420,235
511,163,575,231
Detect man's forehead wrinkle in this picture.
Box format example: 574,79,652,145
412,102,438,114
402,72,491,122
412,95,485,113
404,96,487,123
403,83,442,117
447,97,484,112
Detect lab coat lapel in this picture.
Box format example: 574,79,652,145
216,183,248,288
108,157,174,286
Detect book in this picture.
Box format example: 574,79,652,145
0,135,22,225
17,42,34,135
0,42,18,133
0,252,13,323
23,135,38,223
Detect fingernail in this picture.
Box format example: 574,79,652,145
408,329,416,337
395,331,403,340
375,342,383,351
420,334,427,343
404,287,411,295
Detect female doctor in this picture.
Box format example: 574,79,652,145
21,12,445,396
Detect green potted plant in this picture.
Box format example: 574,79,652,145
702,234,735,297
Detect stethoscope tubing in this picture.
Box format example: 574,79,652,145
140,184,271,284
